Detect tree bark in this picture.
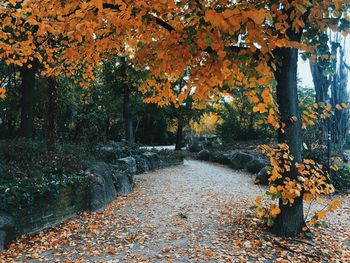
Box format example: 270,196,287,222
175,117,183,151
46,77,58,152
120,57,134,142
271,47,305,237
330,39,349,152
309,62,330,103
309,62,330,143
19,66,36,138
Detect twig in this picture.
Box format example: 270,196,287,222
287,238,316,247
273,239,319,259
304,197,315,221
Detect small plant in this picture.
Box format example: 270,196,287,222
253,144,342,229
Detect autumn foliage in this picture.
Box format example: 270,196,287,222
254,143,342,229
1,0,349,239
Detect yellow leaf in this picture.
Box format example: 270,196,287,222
0,88,6,99
327,199,342,212
270,186,278,194
162,246,171,253
335,104,342,110
316,210,327,219
217,50,226,58
249,9,266,25
270,205,281,217
253,103,267,113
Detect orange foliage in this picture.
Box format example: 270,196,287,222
1,0,348,129
0,88,6,99
255,144,342,227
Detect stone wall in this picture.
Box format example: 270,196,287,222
6,184,87,243
2,152,184,250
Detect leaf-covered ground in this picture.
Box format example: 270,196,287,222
1,160,349,262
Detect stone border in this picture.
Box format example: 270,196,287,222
0,151,184,252
196,149,270,185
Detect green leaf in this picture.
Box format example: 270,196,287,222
271,79,278,88
205,36,213,47
296,4,307,14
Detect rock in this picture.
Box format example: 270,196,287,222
0,231,6,252
229,152,254,170
211,151,236,164
246,158,269,174
197,150,210,161
112,173,133,196
255,167,270,186
0,212,14,230
135,156,149,174
142,152,160,170
85,162,117,212
117,157,137,175
222,152,237,164
0,212,14,252
188,141,202,152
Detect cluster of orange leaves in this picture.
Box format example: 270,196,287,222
254,144,342,227
1,0,349,114
301,100,348,128
0,87,6,99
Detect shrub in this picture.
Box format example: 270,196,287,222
331,165,350,191
0,139,46,163
0,140,91,215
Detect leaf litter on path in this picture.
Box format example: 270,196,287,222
0,160,349,262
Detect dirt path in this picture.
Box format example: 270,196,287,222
1,160,349,262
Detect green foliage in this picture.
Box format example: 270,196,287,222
331,165,350,191
135,104,172,145
0,139,91,215
216,102,273,141
94,140,145,162
0,138,46,163
0,162,86,215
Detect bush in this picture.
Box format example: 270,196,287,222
0,140,92,215
0,161,86,215
331,165,350,191
216,104,274,142
0,139,46,163
94,141,145,162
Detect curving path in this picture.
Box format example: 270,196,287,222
1,160,349,262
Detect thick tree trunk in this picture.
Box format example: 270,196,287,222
175,118,183,151
120,57,134,142
272,47,305,237
46,77,58,152
19,66,36,138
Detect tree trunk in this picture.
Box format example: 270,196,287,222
175,118,183,151
309,62,330,104
123,90,134,142
271,47,305,237
330,38,349,152
46,77,58,152
309,62,330,142
19,66,36,138
120,57,134,142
